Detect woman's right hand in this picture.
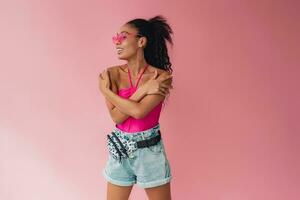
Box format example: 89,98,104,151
141,70,173,96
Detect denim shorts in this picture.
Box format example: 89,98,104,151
102,123,172,189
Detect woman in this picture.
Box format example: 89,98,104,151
99,15,174,200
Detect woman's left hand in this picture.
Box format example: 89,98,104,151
98,69,111,95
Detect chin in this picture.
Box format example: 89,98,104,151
117,55,128,60
117,53,131,60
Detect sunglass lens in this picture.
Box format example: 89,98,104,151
112,33,128,44
112,35,118,43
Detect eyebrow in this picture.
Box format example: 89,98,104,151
116,31,129,34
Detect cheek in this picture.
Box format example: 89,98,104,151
122,41,138,54
123,40,136,47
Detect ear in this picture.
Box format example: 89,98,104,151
138,36,147,48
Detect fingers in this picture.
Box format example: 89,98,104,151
99,69,110,80
163,75,173,81
160,82,174,89
154,90,166,96
157,74,172,82
157,87,170,96
106,70,110,80
152,69,159,79
99,72,103,79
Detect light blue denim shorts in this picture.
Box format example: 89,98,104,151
102,123,172,189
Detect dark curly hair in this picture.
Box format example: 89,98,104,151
125,15,174,74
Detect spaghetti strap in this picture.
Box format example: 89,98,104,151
127,68,134,88
127,64,149,88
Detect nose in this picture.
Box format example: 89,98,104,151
112,35,120,45
112,38,121,45
115,40,121,45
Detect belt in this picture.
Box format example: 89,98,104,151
136,130,161,148
107,129,162,162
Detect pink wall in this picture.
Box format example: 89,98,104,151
1,0,299,199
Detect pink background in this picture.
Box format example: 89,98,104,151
1,0,299,199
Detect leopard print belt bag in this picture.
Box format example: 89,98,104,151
106,130,161,163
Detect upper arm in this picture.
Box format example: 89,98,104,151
104,66,118,110
108,67,118,93
134,71,173,119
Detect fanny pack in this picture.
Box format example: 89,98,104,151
107,130,161,163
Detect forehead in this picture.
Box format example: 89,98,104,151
117,24,137,34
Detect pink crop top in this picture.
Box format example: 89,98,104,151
115,64,163,133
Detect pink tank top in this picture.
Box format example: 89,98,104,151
115,64,163,133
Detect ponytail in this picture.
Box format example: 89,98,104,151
126,15,174,74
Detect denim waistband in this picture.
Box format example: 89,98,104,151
113,124,161,142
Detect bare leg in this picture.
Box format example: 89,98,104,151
144,182,171,200
107,182,133,200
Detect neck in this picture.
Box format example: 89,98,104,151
126,55,148,77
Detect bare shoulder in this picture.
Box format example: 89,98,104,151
105,64,124,82
148,65,172,84
148,65,172,77
106,65,119,75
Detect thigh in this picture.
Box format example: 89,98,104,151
145,182,172,200
107,182,133,200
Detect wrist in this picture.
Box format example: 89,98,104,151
138,86,147,96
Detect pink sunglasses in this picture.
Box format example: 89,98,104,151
112,32,142,44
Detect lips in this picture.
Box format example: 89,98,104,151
116,47,123,54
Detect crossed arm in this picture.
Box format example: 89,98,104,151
102,70,172,124
104,79,148,124
103,83,165,122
